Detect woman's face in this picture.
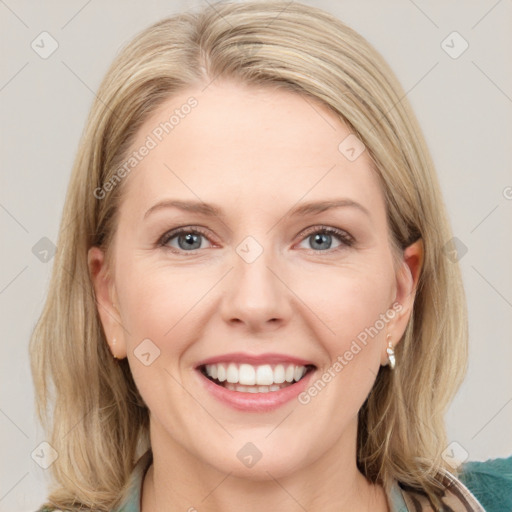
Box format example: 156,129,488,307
90,81,419,479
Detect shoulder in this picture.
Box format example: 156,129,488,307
34,450,152,512
396,471,486,512
395,456,512,512
458,455,512,512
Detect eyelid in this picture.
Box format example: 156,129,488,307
298,224,354,244
158,224,355,254
157,226,215,249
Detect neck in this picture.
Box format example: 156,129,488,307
141,418,389,512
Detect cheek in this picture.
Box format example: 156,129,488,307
293,260,394,407
115,263,204,417
286,263,395,449
117,251,394,354
295,260,394,347
118,266,196,339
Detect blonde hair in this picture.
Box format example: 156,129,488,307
30,1,468,510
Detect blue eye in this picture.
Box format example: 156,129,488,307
298,227,354,252
159,228,212,252
158,225,354,255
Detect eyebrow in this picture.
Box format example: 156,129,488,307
143,198,371,220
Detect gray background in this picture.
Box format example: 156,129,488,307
1,1,511,510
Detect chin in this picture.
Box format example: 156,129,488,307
200,436,314,481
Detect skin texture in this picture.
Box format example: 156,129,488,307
89,81,423,512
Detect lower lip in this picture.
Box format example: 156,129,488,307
197,369,315,412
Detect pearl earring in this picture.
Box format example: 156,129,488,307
112,337,118,359
386,334,396,370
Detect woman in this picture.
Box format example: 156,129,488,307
30,1,511,511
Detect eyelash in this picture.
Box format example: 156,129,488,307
157,225,354,255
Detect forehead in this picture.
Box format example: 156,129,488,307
118,81,384,220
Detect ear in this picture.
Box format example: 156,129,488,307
88,246,127,359
381,238,424,365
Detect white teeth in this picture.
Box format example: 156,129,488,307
239,364,256,385
217,364,227,382
226,363,238,383
294,366,306,381
203,362,310,391
256,365,274,385
221,383,289,393
273,364,285,384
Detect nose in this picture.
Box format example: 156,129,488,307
219,244,292,332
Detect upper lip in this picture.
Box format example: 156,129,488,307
195,352,316,368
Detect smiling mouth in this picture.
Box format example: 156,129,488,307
199,362,316,393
